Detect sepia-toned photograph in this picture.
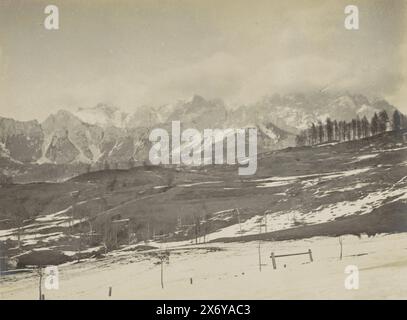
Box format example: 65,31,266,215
0,0,406,303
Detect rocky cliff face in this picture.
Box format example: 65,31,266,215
41,109,152,166
0,117,43,163
45,129,80,164
36,96,294,167
41,110,104,163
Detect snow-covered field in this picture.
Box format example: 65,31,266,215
1,233,407,299
0,207,79,247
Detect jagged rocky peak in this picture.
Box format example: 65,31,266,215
75,103,129,128
166,94,228,130
42,109,83,130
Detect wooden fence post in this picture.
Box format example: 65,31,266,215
308,249,313,262
270,252,277,269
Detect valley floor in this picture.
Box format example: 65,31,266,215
1,232,407,299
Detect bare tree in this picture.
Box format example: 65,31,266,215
258,221,262,272
156,250,170,289
346,122,352,141
356,116,362,139
311,123,318,145
361,116,370,138
295,130,307,146
37,267,43,300
11,200,29,251
393,110,401,131
351,118,357,140
326,118,333,142
236,208,242,233
317,121,324,143
378,110,389,133
333,120,339,141
371,113,379,135
194,216,201,244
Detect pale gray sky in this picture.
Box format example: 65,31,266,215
0,0,406,121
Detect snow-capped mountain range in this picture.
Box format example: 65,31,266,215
0,93,398,170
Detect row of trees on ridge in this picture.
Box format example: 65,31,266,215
296,110,406,146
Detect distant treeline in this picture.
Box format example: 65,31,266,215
295,110,406,146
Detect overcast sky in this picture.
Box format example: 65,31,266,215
0,0,406,121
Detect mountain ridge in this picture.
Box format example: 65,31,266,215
0,92,400,182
